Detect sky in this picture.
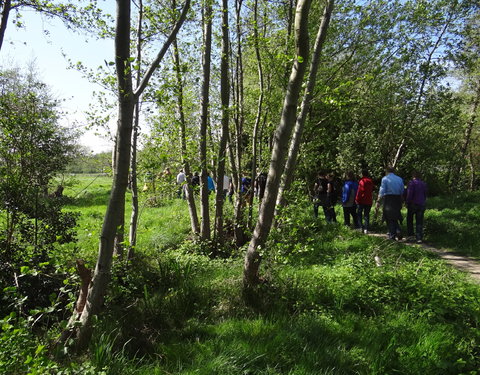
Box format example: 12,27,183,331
1,8,116,153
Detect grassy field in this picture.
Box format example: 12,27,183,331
58,174,193,262
3,175,480,374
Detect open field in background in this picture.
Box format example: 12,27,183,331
31,174,480,375
57,174,193,263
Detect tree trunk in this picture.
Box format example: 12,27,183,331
0,0,11,52
213,0,230,247
128,106,140,259
276,0,335,209
75,1,135,349
173,38,200,235
128,0,144,259
248,0,265,228
199,0,213,241
243,0,311,287
64,0,191,350
233,0,247,246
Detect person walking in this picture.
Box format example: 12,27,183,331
324,173,338,223
255,171,267,201
342,171,360,228
240,172,252,206
313,171,328,219
207,173,215,194
378,166,404,240
176,169,186,198
405,171,427,243
355,169,374,234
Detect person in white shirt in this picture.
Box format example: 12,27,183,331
222,174,230,198
176,169,186,198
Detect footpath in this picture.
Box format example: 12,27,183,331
369,233,480,283
419,242,480,283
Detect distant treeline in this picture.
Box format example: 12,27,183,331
66,151,112,174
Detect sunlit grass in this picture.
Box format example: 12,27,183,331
26,177,480,374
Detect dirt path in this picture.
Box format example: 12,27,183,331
369,233,480,283
420,243,480,283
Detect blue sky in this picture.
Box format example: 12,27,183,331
1,8,115,152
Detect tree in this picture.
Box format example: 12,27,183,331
276,0,335,209
213,0,230,246
65,0,191,350
198,0,213,242
0,0,105,52
243,0,312,287
0,66,77,262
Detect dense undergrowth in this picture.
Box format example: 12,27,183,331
1,175,479,374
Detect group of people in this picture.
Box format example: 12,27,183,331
313,166,428,243
173,168,268,204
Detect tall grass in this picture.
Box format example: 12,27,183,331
423,190,480,259
12,176,479,374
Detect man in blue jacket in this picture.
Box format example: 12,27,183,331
378,166,404,240
342,171,360,228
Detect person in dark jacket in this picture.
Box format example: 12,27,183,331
324,173,337,223
355,169,374,234
405,171,427,243
313,171,328,219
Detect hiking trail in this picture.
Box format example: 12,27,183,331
369,233,480,283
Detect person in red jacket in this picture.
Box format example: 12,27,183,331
355,169,374,234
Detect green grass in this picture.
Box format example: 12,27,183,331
423,191,480,259
4,176,480,374
56,173,192,262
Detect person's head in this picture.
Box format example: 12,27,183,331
412,171,422,179
361,169,370,178
326,173,334,181
179,168,184,173
345,171,355,181
385,166,395,174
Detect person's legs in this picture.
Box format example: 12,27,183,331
363,205,371,231
357,205,364,229
322,206,330,222
332,207,337,223
351,205,360,228
407,206,414,237
416,206,425,241
313,200,319,218
343,207,351,226
327,206,337,223
387,219,397,239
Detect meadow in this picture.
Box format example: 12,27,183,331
2,174,479,374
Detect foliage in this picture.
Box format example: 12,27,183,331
66,150,112,174
4,176,480,374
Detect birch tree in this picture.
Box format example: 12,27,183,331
243,0,311,287
64,0,191,349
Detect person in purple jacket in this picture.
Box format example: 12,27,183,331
405,171,427,243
